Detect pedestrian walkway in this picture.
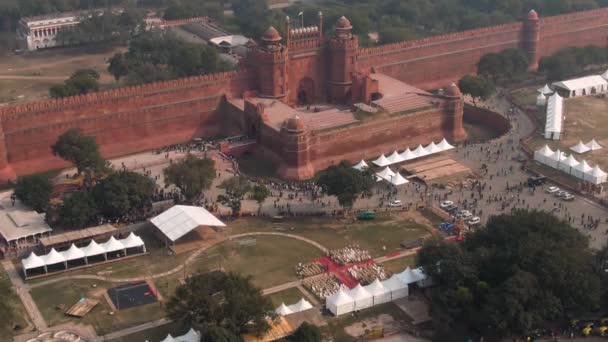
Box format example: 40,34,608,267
2,260,47,331
101,318,171,341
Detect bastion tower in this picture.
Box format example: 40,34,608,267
443,83,467,141
251,26,289,100
327,16,358,104
523,9,541,71
278,115,314,180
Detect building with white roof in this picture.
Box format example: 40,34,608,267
150,205,225,246
552,75,608,98
0,194,52,248
544,93,563,140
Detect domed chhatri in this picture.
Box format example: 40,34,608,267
262,26,282,43
527,9,539,20
335,16,352,30
444,83,462,97
285,114,305,131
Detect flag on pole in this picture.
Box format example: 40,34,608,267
298,11,303,16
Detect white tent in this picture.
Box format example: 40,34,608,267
287,298,313,313
175,328,201,342
585,165,608,184
399,148,418,161
544,93,563,140
538,84,553,95
82,239,106,258
601,69,608,80
62,244,86,262
436,138,455,151
425,142,442,155
389,173,409,186
376,167,396,181
586,139,603,151
347,283,373,310
558,154,579,174
396,267,417,285
545,149,564,168
553,75,608,97
571,140,591,154
42,248,66,267
352,160,369,171
275,303,293,316
536,92,547,106
411,267,432,287
412,144,429,157
160,334,176,342
386,151,405,164
372,154,391,167
119,232,146,251
22,252,46,275
150,205,226,243
573,160,593,179
534,145,554,165
100,236,125,254
326,287,354,316
364,279,391,305
381,275,408,300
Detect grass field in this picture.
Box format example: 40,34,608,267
381,255,418,274
266,287,306,307
30,278,166,335
0,268,31,337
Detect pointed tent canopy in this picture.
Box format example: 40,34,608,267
82,239,106,257
22,251,45,270
538,84,553,94
352,160,369,171
288,298,313,313
348,283,372,301
586,139,603,151
120,232,145,249
549,149,565,162
372,154,391,167
411,267,428,282
386,151,405,164
390,173,409,186
602,69,608,80
561,154,580,167
62,244,86,261
376,167,396,181
396,267,417,284
537,144,554,157
100,236,125,253
399,148,418,161
425,142,442,154
413,144,429,157
275,303,293,316
327,287,353,306
575,160,593,173
176,328,201,342
364,278,388,296
436,138,455,151
590,164,608,177
42,248,66,266
160,334,176,342
571,140,591,154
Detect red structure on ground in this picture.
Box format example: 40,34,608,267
1,9,608,181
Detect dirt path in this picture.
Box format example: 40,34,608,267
0,75,67,80
2,261,47,331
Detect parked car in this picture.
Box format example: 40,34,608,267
555,190,567,198
562,193,575,201
388,200,403,207
444,204,459,213
456,210,472,219
546,186,560,194
440,200,454,208
467,217,481,225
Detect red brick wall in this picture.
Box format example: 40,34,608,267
539,8,608,57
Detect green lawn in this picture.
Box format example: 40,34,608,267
266,287,305,307
30,279,166,335
112,321,187,342
381,255,418,275
0,268,31,337
192,235,322,289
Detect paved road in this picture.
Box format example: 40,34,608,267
2,260,47,331
101,318,171,341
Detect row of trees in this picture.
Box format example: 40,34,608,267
107,30,232,85
539,45,608,81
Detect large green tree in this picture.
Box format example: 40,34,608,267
200,326,239,342
458,74,495,106
251,184,270,214
288,322,322,342
418,210,601,339
164,154,216,204
51,128,106,176
316,161,374,210
49,69,100,98
14,174,52,212
217,176,251,216
57,191,98,229
166,271,274,335
477,49,529,82
91,171,155,219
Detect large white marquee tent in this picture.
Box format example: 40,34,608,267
533,145,607,184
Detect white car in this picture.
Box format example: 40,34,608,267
440,200,454,208
546,186,560,194
388,200,403,207
456,210,472,219
467,217,481,225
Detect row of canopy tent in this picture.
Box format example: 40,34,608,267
356,138,455,169
21,233,146,277
275,298,314,316
375,167,409,186
570,139,603,154
326,266,429,316
160,328,201,342
534,145,608,184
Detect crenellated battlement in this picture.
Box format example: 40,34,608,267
0,69,253,119
328,36,358,50
539,7,608,25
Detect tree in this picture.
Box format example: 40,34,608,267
166,271,274,335
57,191,98,229
164,154,216,204
458,74,495,106
477,49,529,82
232,0,270,38
51,128,106,176
14,174,52,212
200,326,239,342
316,161,374,210
92,171,155,219
50,69,100,98
217,176,251,216
288,322,322,342
378,26,416,44
418,210,601,338
251,184,270,214
108,52,130,81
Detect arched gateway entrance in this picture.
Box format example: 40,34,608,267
297,77,315,105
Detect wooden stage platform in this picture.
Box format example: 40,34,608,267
402,156,471,182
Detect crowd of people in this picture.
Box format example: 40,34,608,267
330,245,372,266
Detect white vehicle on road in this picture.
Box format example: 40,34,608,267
546,186,560,194
440,200,454,208
467,217,481,225
388,200,403,207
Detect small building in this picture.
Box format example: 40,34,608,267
149,205,225,249
209,35,249,54
544,93,564,140
0,203,51,248
552,75,608,98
